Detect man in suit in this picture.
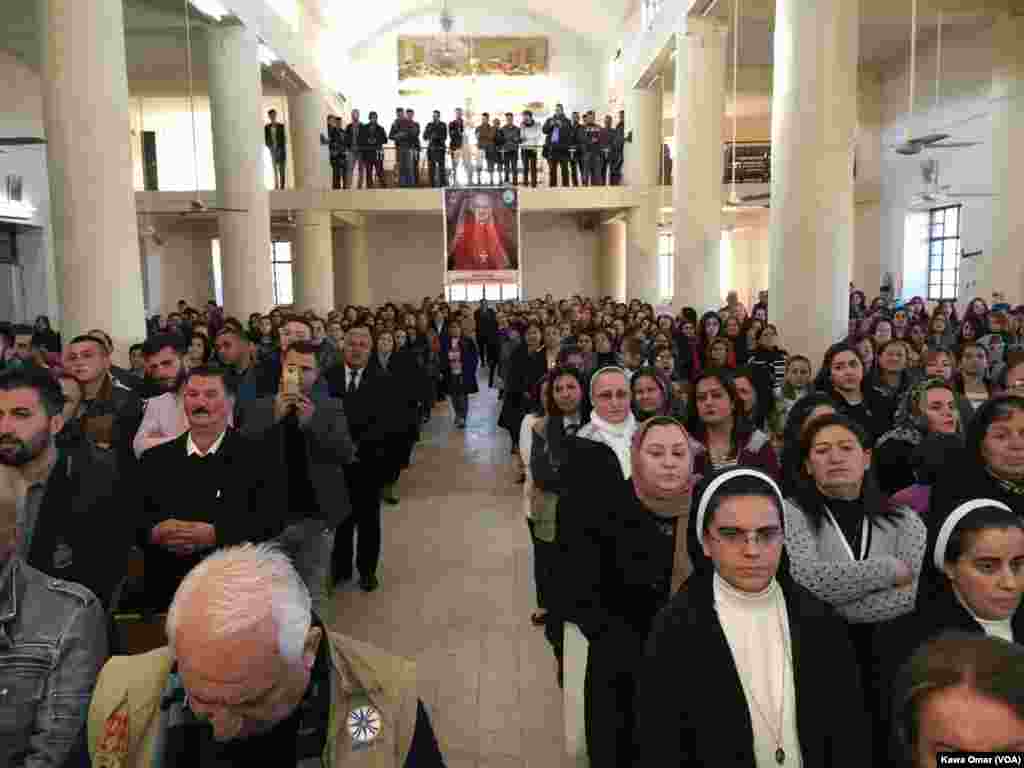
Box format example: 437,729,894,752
326,326,396,592
136,366,286,613
265,109,287,190
241,340,354,619
0,367,128,611
474,299,500,383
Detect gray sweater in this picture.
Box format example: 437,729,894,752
783,498,927,623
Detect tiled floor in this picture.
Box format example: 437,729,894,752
330,372,575,768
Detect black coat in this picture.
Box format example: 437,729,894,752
324,362,402,482
874,581,1023,732
919,462,1024,605
26,441,129,611
136,429,288,611
635,568,871,768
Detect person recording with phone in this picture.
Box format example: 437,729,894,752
240,341,355,620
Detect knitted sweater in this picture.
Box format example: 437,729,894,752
782,498,927,623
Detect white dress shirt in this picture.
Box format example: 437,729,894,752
186,428,228,457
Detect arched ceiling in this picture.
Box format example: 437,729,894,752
312,0,632,54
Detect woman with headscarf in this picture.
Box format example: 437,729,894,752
636,468,870,768
875,378,964,496
573,366,638,479
560,416,699,768
630,366,672,421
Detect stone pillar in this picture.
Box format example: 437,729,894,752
985,11,1024,301
672,16,727,310
767,0,858,366
337,222,371,308
624,86,661,303
38,0,146,361
287,87,335,312
600,219,627,302
207,23,275,317
293,211,334,313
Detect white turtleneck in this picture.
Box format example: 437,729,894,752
953,586,1015,644
714,573,803,768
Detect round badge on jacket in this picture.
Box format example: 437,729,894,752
347,704,382,749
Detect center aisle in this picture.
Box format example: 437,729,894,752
330,371,572,768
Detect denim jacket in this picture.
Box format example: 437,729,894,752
0,557,108,767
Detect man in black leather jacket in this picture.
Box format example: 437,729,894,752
542,104,574,187
424,110,448,187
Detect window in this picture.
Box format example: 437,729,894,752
271,240,293,306
641,0,664,32
926,205,961,300
657,230,673,300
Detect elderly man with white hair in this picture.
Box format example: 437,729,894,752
87,543,445,767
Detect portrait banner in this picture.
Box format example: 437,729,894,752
444,187,520,283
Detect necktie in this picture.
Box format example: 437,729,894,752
347,371,358,395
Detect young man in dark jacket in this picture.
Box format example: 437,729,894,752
424,110,448,187
542,103,573,187
358,111,388,188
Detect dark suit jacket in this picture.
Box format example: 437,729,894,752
136,429,287,611
324,363,401,484
264,122,286,159
240,393,355,528
636,568,871,768
26,441,129,611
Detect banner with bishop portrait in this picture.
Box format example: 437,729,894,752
443,187,520,285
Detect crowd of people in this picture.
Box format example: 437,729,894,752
316,104,630,189
2,285,1024,767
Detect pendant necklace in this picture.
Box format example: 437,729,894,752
717,590,790,765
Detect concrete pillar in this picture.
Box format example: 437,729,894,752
672,16,727,310
38,0,146,361
337,222,371,308
767,0,858,366
207,23,275,317
287,87,335,312
985,12,1024,301
600,219,627,302
624,86,661,303
293,210,334,313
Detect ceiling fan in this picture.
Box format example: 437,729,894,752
723,0,769,210
908,156,995,209
136,0,248,218
890,2,982,156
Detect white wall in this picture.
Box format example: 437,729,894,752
876,22,998,306
346,11,603,126
140,221,217,316
0,48,60,327
330,211,600,305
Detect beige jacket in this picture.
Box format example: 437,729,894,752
88,631,421,768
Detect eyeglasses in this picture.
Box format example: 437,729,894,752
708,526,784,547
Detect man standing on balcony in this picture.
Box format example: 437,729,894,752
610,110,627,186
568,111,582,187
542,104,573,187
499,113,521,186
520,110,542,188
265,109,287,190
359,111,388,188
390,108,412,188
344,109,364,189
578,111,604,187
449,107,469,185
424,110,448,188
407,109,423,186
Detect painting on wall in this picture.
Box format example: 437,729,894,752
398,36,548,80
444,187,519,284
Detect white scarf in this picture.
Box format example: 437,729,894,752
578,411,638,478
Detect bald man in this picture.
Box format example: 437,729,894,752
88,543,444,767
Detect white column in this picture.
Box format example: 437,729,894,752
207,23,275,317
287,87,325,190
293,211,334,313
38,0,146,362
672,16,727,310
600,219,627,302
624,87,661,303
338,223,371,307
985,12,1024,301
767,0,858,366
287,87,335,312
